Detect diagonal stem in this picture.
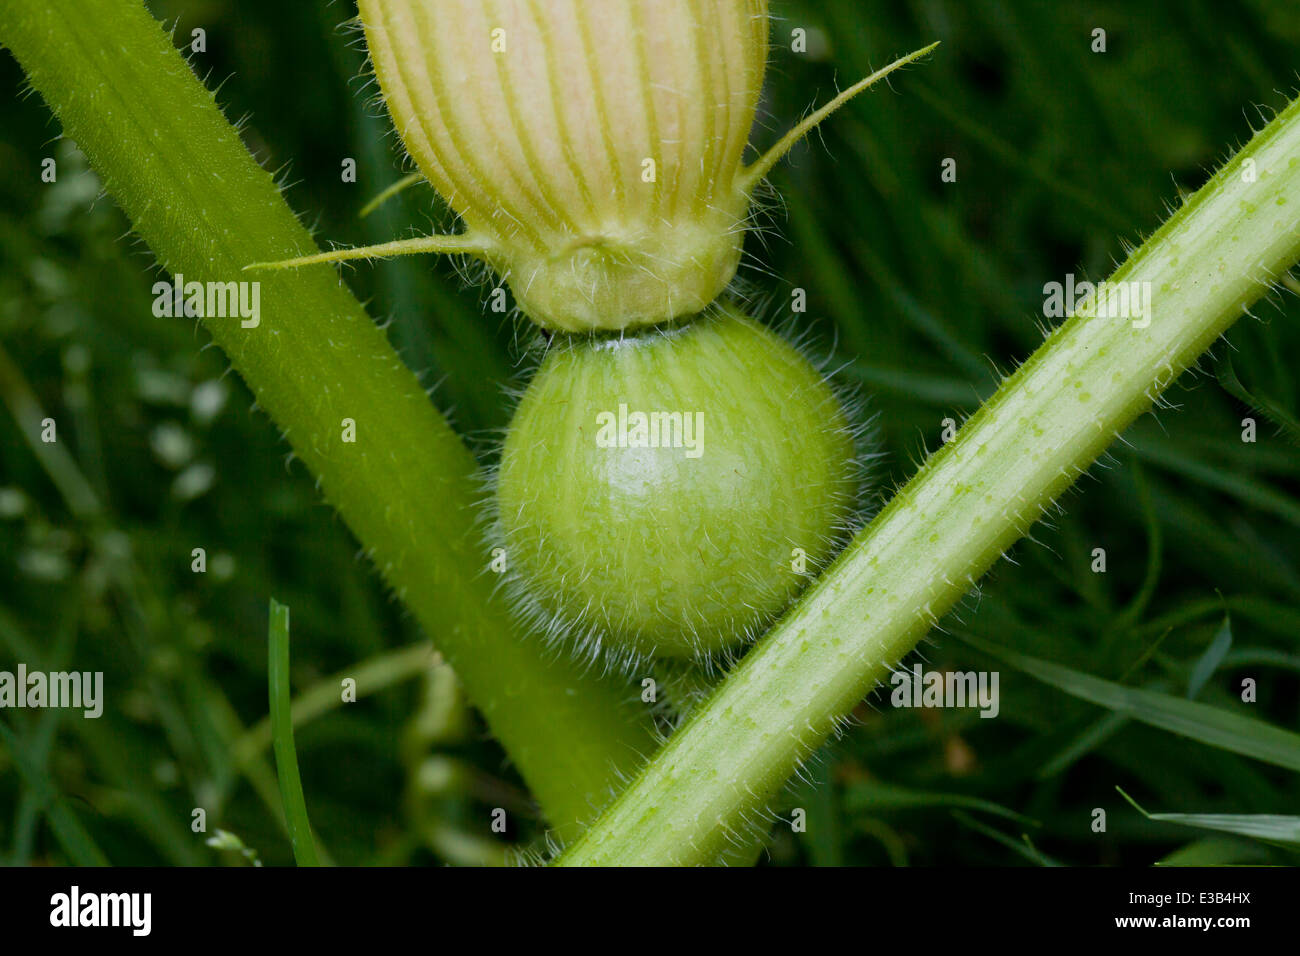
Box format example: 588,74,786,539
561,94,1300,865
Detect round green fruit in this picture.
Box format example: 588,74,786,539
495,307,860,661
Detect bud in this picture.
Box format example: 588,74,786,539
361,0,766,332
249,2,935,332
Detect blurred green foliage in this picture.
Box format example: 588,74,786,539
0,0,1297,865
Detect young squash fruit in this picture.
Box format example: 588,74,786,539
495,307,861,662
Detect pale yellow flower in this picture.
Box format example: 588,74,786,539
251,1,935,332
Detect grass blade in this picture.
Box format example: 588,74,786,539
844,781,1036,826
1157,838,1274,867
268,599,323,867
959,633,1300,774
1187,617,1233,699
0,721,109,867
1119,788,1300,851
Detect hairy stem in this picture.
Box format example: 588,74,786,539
0,0,655,841
561,95,1300,865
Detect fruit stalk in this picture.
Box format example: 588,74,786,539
559,94,1300,865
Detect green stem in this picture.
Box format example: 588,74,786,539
560,96,1300,865
0,0,656,842
267,600,323,867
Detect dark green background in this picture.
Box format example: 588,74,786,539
0,0,1297,865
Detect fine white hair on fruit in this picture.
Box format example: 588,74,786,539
476,302,881,674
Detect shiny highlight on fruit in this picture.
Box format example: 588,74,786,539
494,306,864,661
